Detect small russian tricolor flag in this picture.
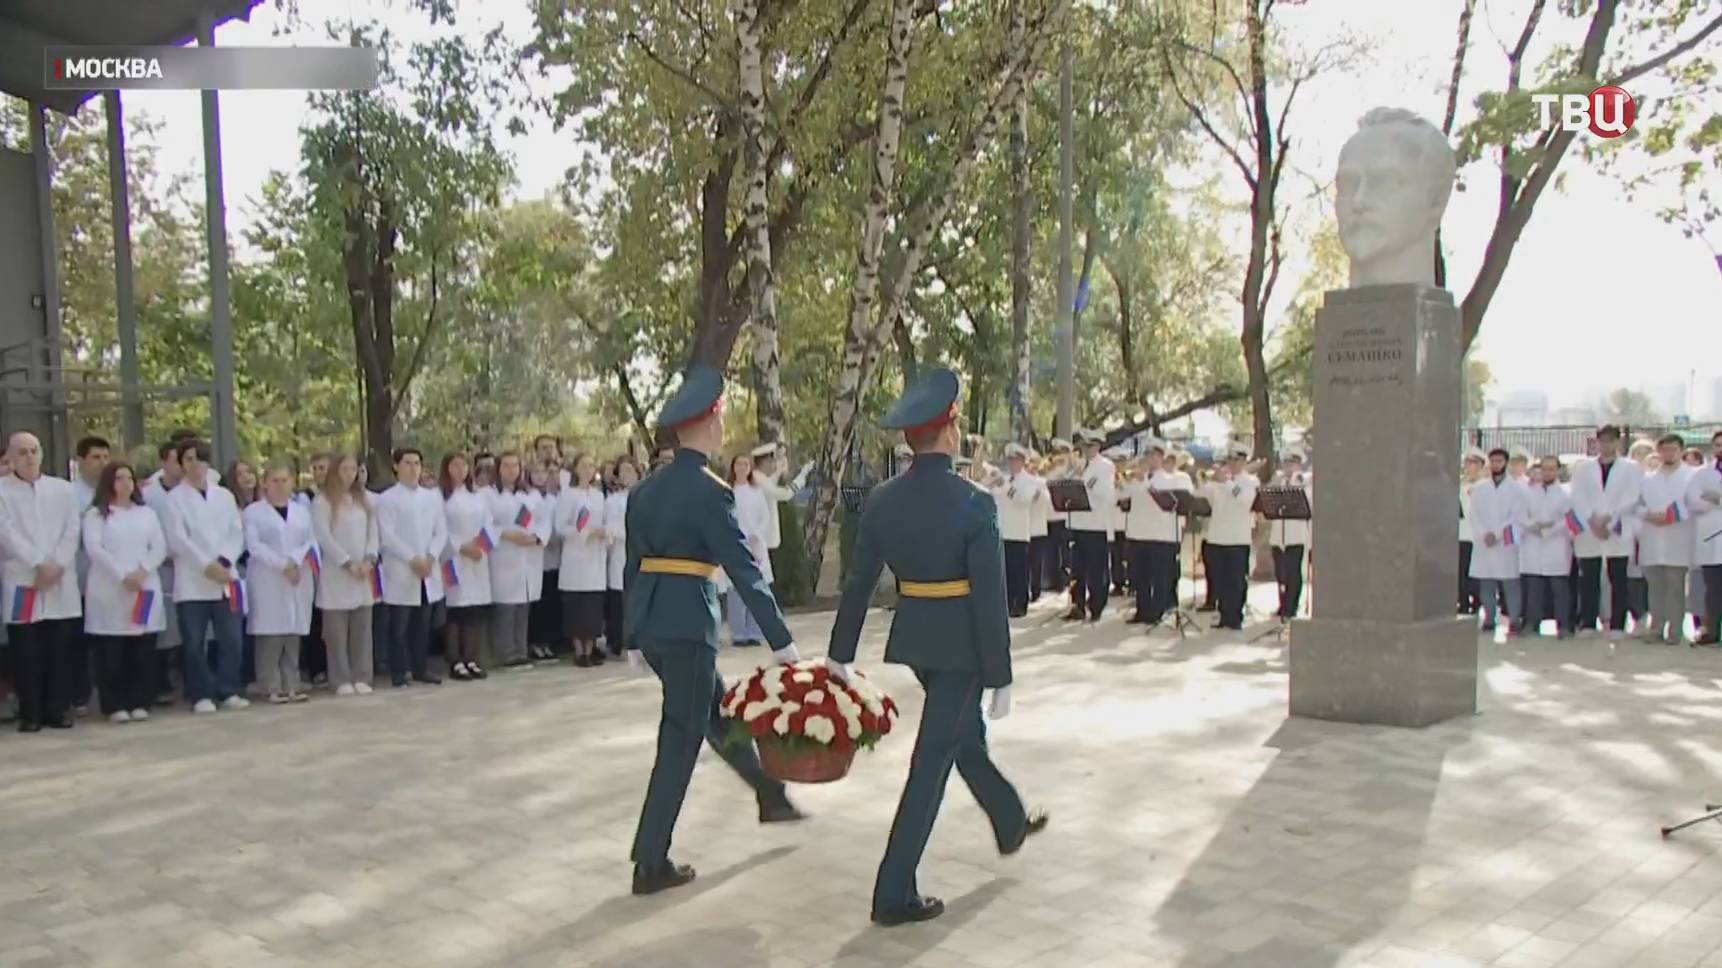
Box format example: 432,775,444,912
1564,510,1584,537
10,586,36,623
1501,525,1517,547
131,589,155,626
441,559,460,587
476,528,495,554
226,579,247,616
514,505,533,529
303,546,322,580
575,506,590,532
1665,503,1686,524
370,566,384,600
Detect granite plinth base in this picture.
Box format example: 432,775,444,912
1288,616,1478,728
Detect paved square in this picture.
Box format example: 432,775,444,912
8,596,1722,968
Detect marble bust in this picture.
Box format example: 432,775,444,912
1335,107,1457,289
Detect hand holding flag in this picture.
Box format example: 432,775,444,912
10,586,36,624
131,589,156,626
441,558,460,588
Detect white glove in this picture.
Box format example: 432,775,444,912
792,462,813,490
773,643,802,665
825,657,853,684
987,686,1012,720
626,649,645,671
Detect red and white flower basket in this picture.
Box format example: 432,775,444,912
719,661,901,784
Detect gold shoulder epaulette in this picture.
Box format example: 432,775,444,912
701,466,731,490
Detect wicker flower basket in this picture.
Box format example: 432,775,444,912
758,737,856,784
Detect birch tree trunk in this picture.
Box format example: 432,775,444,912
1007,0,1032,445
735,0,787,449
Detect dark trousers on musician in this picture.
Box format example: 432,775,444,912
1045,523,1070,594
9,619,74,727
1272,545,1306,620
1209,543,1250,629
1069,530,1110,620
1027,536,1049,601
1003,541,1030,617
1131,540,1179,622
1109,534,1128,593
1458,541,1477,613
1200,541,1218,609
1577,556,1629,631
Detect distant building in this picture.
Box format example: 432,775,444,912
1549,406,1597,427
1708,376,1722,420
1496,389,1550,428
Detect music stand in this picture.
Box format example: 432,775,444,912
1148,490,1209,638
1048,479,1091,514
1250,485,1312,643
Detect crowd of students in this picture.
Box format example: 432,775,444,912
0,429,805,734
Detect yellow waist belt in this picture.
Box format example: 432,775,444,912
639,557,718,579
898,579,971,599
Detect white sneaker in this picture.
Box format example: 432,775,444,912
353,682,373,695
335,683,356,696
109,710,131,724
222,696,251,711
193,699,217,715
267,693,290,705
129,708,149,721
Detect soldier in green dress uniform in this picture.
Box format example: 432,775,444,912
623,366,805,896
826,367,1047,926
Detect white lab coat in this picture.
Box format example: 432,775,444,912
604,489,630,591
1568,457,1642,559
1123,470,1189,543
1267,472,1313,549
71,475,97,589
733,481,775,584
165,481,245,604
1690,464,1722,568
0,474,83,623
1467,476,1526,580
376,484,448,607
311,493,380,611
1458,479,1475,543
1637,466,1697,568
1518,481,1574,577
442,487,495,608
1203,473,1259,547
242,500,317,636
80,505,166,635
556,484,608,592
990,472,1044,543
1067,456,1117,533
489,487,551,605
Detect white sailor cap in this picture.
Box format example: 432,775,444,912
1226,442,1251,460
1508,446,1532,461
749,442,779,459
1282,446,1306,462
1049,437,1072,452
1463,446,1486,463
1139,435,1167,454
893,443,914,458
1075,428,1104,445
1004,442,1030,459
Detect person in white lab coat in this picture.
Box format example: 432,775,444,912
726,453,775,647
556,452,609,666
1568,425,1642,634
1518,455,1576,639
603,456,641,657
528,461,563,661
141,436,190,701
1121,438,1189,625
377,447,448,687
311,454,379,695
1458,447,1485,614
81,461,165,724
439,453,494,681
1065,430,1117,622
988,443,1044,618
68,434,110,714
0,432,84,732
1690,430,1722,645
489,452,551,670
1025,451,1050,603
1268,448,1313,621
1201,443,1260,631
1636,434,1697,645
1468,447,1526,635
165,439,249,713
243,464,317,703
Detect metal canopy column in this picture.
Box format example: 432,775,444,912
198,12,238,467
28,102,69,470
105,91,145,450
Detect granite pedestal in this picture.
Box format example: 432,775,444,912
1289,284,1478,727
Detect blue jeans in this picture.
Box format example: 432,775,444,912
178,600,245,703
1477,578,1521,629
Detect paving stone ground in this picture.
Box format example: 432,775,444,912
8,586,1722,968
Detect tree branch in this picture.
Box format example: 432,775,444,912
1164,53,1257,189
626,30,734,112
388,248,441,424
1608,11,1722,87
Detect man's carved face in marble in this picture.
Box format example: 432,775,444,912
1334,110,1455,281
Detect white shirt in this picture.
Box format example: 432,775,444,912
311,493,380,611
1518,481,1575,577
751,468,797,551
1467,475,1526,580
442,487,495,608
80,505,166,635
1202,473,1259,547
990,471,1045,543
165,480,245,604
489,487,551,605
556,484,608,592
376,484,448,606
1690,464,1722,568
733,481,775,584
1637,465,1697,568
1025,472,1049,538
1067,455,1117,533
242,500,318,636
71,474,99,588
1568,456,1643,559
1123,469,1189,543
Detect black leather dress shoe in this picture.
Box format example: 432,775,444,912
632,862,697,896
17,720,41,733
1062,609,1085,622
758,795,807,824
1001,811,1050,855
872,895,945,926
46,718,73,729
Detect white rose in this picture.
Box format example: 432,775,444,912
802,715,837,744
832,690,857,712
743,701,774,722
792,671,815,684
804,689,826,706
844,712,862,739
763,676,786,697
863,698,884,717
773,711,791,735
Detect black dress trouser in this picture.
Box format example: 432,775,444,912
1069,531,1110,619
10,619,74,726
1577,556,1630,631
1209,544,1250,629
1003,541,1030,615
1272,545,1305,620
